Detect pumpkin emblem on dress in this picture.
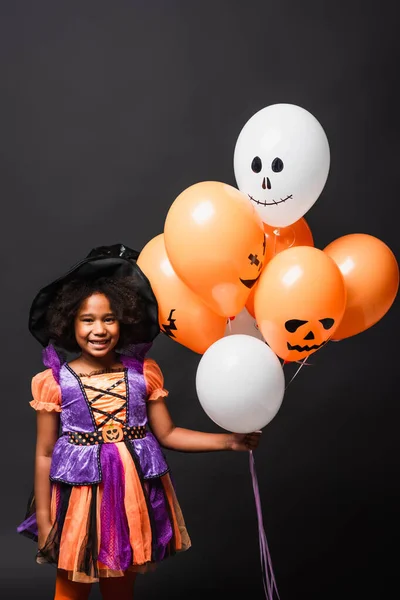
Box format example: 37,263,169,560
102,424,124,443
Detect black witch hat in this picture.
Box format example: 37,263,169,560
29,243,159,347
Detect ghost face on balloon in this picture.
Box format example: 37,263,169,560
234,104,330,228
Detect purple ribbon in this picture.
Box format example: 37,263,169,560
42,344,64,383
99,444,132,570
249,450,280,600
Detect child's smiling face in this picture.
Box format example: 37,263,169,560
74,293,120,358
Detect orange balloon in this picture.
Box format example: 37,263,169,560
137,234,226,354
164,181,266,317
245,283,257,318
263,217,314,262
323,233,399,340
254,246,347,361
246,218,314,318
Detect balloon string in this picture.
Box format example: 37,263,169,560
249,450,280,600
285,356,308,390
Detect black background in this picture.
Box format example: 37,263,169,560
1,1,399,598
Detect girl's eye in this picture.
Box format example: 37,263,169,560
105,318,115,323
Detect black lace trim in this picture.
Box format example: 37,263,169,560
36,483,73,563
78,485,99,578
74,367,126,378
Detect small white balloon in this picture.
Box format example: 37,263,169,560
196,334,285,433
225,307,265,341
234,103,330,228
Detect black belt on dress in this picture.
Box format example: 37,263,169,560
66,424,147,445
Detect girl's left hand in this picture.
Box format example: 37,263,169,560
228,431,262,451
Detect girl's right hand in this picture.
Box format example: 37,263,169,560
38,521,52,550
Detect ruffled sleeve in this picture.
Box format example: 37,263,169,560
30,369,62,412
143,358,169,401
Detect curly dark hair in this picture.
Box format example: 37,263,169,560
46,275,149,352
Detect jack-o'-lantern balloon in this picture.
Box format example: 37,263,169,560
137,233,226,354
254,246,347,361
164,181,266,317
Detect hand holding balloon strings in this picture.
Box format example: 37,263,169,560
228,431,262,451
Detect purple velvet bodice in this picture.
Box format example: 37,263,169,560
49,357,169,485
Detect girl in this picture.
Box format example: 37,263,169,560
18,243,261,600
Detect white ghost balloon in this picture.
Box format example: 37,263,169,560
234,103,330,228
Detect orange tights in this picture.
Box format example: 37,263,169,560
54,569,137,600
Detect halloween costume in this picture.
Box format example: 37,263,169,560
18,244,191,583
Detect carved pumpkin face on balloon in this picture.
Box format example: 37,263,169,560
254,246,347,361
239,235,266,289
285,317,335,354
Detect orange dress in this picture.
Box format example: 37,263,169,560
19,358,191,583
